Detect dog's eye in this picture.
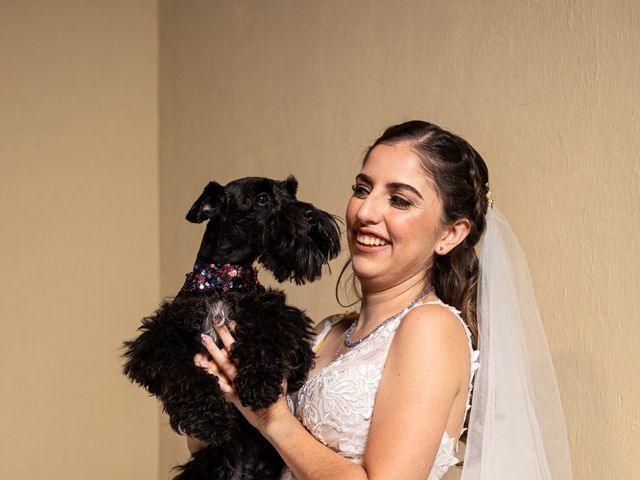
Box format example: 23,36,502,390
256,193,271,206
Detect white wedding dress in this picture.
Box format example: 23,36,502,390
280,300,480,480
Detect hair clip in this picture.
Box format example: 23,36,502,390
485,182,495,210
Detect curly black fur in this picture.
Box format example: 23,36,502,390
122,176,341,479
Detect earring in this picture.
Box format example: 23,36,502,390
437,246,444,254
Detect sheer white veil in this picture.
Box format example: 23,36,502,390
461,207,573,479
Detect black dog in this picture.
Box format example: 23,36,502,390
122,176,341,479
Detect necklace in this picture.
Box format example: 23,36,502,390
337,286,435,357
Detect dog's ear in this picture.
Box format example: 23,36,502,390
282,175,298,197
186,181,225,224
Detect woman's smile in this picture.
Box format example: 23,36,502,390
355,228,391,251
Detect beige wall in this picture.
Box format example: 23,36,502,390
159,1,640,479
3,1,638,479
0,2,159,479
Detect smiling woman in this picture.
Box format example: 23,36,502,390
192,120,572,480
345,143,460,292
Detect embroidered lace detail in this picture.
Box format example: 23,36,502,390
281,300,480,480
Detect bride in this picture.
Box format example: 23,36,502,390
192,120,573,480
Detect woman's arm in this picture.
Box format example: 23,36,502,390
361,304,470,478
261,405,368,480
197,305,469,480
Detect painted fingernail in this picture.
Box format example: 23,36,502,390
212,314,225,327
201,333,211,344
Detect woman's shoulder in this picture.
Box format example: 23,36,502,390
402,300,467,332
393,301,471,355
380,301,472,405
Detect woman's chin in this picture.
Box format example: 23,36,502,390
348,241,394,280
351,259,387,281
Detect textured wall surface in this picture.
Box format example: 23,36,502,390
0,2,159,479
158,1,640,478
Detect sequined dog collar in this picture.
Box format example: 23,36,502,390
180,262,261,292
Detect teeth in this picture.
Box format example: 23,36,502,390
357,234,389,246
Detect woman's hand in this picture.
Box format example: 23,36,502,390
194,323,292,435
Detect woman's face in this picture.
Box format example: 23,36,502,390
346,142,444,291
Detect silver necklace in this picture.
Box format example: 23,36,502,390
343,286,435,348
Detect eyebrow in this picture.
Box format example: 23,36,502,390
356,173,424,200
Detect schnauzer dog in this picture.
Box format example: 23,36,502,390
122,176,341,479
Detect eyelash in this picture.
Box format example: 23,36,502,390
390,196,412,209
351,184,368,198
351,184,413,209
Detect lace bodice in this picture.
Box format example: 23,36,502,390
280,300,480,480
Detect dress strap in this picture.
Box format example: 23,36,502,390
312,314,346,353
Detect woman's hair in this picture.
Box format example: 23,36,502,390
336,120,490,348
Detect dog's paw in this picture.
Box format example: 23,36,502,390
234,370,284,410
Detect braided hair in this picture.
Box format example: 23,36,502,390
336,120,489,349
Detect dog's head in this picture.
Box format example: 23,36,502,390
186,175,341,284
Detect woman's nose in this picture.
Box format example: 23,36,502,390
355,194,384,225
